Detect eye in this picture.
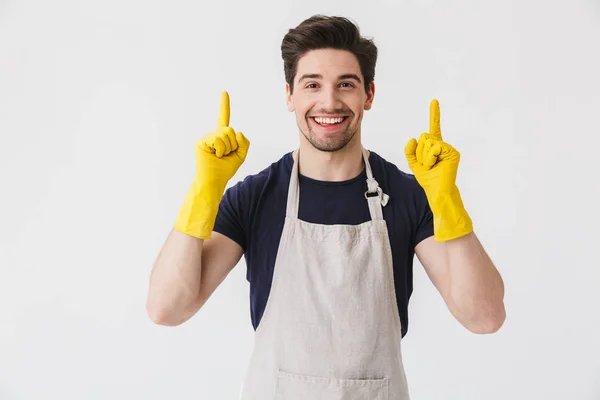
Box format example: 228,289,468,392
340,82,355,88
305,83,319,89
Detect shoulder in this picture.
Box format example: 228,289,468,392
225,152,292,201
215,152,292,250
369,150,433,243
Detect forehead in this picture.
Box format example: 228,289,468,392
295,49,362,80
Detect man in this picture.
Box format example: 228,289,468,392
147,15,505,399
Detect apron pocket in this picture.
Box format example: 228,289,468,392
275,370,388,400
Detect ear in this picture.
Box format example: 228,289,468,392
364,81,375,111
285,83,295,112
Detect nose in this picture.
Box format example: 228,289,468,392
319,86,344,111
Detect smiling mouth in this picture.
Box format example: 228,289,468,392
309,116,349,127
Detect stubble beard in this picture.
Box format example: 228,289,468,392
299,117,359,153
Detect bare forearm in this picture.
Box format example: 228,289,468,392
446,232,505,333
146,228,204,326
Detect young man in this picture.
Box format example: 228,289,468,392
147,15,506,399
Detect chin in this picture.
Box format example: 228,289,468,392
306,133,356,152
312,142,347,152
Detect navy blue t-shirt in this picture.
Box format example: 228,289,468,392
213,150,433,337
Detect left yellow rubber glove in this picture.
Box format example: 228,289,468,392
404,99,473,242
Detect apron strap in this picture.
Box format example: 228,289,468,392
362,147,388,221
286,150,301,218
285,148,389,220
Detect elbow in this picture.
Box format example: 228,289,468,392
146,300,183,327
145,293,203,327
467,306,506,334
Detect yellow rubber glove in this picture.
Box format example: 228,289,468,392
174,91,250,239
404,99,473,242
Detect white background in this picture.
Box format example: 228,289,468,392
1,0,599,399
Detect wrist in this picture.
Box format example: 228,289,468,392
431,189,473,242
174,180,226,239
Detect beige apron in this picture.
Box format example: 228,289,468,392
239,147,410,400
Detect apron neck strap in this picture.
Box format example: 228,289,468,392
286,149,301,218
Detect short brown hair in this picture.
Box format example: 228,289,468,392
281,15,378,94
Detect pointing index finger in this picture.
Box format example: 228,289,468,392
429,99,442,139
218,91,230,127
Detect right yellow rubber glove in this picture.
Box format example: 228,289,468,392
174,91,250,239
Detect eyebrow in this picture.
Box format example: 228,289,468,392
297,73,362,83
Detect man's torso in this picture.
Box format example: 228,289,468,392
213,150,433,337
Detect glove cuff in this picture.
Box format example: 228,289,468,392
174,180,226,239
432,189,474,242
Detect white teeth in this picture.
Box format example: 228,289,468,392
314,117,345,125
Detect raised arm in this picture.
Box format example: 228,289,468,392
405,99,505,333
146,91,250,326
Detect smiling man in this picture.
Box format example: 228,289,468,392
147,15,506,400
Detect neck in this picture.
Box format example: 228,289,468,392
294,137,366,182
